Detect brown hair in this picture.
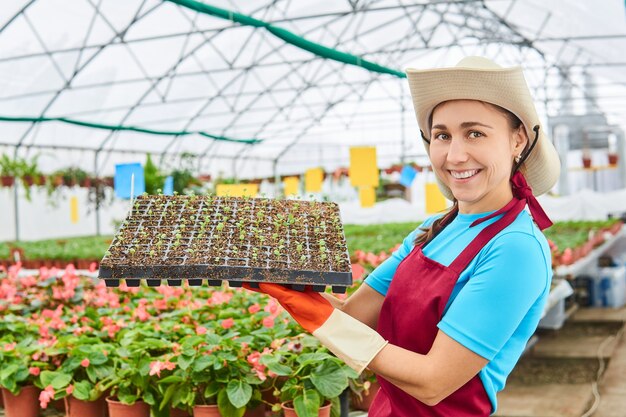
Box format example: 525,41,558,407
413,101,524,247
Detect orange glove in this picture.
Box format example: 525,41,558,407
244,283,388,374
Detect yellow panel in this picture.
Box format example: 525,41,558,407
216,184,259,197
305,168,324,193
425,182,447,214
70,196,79,224
359,186,376,208
349,147,379,187
283,176,299,196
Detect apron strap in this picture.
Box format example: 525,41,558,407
448,198,526,275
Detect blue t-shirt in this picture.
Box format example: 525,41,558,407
364,209,552,414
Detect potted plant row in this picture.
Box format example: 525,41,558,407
0,263,357,417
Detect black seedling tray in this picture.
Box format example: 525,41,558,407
98,195,352,293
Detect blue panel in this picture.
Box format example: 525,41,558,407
114,163,145,199
163,176,174,196
399,165,418,187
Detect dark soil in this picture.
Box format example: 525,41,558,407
99,195,352,288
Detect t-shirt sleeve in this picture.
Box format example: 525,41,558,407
364,217,437,296
437,231,550,360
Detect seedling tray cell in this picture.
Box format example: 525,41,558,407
98,195,352,292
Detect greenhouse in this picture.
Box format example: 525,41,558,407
1,1,626,416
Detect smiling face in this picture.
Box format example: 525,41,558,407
429,100,528,214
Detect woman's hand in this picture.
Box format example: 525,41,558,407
243,282,388,374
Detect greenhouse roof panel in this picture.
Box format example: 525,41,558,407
0,0,625,177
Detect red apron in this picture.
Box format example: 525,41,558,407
369,197,526,416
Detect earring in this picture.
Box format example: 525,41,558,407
515,155,521,164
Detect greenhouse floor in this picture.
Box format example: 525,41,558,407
495,305,626,417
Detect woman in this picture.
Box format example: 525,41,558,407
245,56,561,416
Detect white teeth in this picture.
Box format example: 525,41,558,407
450,169,479,179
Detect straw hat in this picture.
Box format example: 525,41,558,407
405,56,560,200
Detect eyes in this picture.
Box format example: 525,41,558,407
433,130,484,141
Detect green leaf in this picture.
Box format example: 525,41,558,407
62,356,82,371
192,356,214,372
296,352,332,365
226,380,252,409
294,390,320,417
73,380,93,401
160,383,178,411
157,375,184,384
87,352,108,366
143,390,156,406
330,396,341,417
40,370,72,390
310,362,348,398
177,354,194,371
217,389,245,417
264,360,291,376
203,381,220,399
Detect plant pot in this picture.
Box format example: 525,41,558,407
22,175,35,186
193,404,222,417
608,153,619,166
1,385,40,417
1,176,15,187
65,395,106,417
582,156,592,169
80,177,92,188
105,397,149,417
281,401,331,417
52,397,66,411
350,380,380,411
52,175,64,187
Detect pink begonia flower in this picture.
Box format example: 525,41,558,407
221,318,235,329
351,263,366,281
270,338,285,350
4,342,16,351
20,275,37,287
209,291,233,306
39,385,55,409
287,342,303,353
88,262,97,272
264,299,279,315
153,299,168,310
262,317,275,328
149,360,176,377
39,267,50,280
66,385,74,395
196,326,207,335
80,358,90,367
29,367,40,376
247,351,261,366
248,304,261,314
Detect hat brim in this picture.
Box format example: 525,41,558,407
406,65,560,199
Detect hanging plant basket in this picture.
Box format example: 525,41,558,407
98,195,352,292
1,176,15,187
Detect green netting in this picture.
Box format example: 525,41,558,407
167,0,407,79
0,116,263,144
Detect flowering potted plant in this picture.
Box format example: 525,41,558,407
269,335,357,417
105,325,176,417
157,329,264,417
38,335,117,416
0,332,47,417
